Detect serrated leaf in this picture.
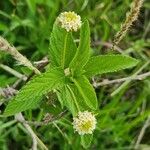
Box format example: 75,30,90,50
4,67,66,116
49,23,77,68
81,134,93,148
84,55,139,77
58,84,93,116
71,76,98,110
64,85,78,116
70,20,90,74
56,89,65,109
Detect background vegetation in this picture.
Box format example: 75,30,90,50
0,0,150,149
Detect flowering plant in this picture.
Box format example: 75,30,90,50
3,11,138,148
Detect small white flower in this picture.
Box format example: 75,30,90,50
57,11,81,32
73,111,97,135
64,68,70,76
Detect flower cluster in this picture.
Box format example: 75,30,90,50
73,111,97,135
57,11,81,32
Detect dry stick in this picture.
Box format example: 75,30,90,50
15,113,38,150
0,64,27,81
0,65,26,98
15,113,48,150
0,86,17,98
33,57,49,66
0,36,40,75
111,61,150,97
0,64,27,98
134,116,150,149
14,100,48,149
16,110,67,126
93,71,150,87
113,0,144,49
0,86,18,107
92,41,123,53
75,39,124,53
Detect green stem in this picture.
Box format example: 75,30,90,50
61,33,68,69
35,135,48,150
66,85,80,112
71,78,87,101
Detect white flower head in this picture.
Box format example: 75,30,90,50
73,111,97,135
57,11,81,32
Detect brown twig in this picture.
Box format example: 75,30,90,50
111,61,150,97
93,71,150,87
15,113,38,150
134,116,150,149
26,57,49,82
0,36,40,74
0,86,18,98
17,110,68,126
92,41,123,53
0,64,27,81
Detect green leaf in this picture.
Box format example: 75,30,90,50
56,85,78,114
4,67,66,116
81,134,93,149
84,55,139,77
56,89,65,109
71,76,98,110
49,23,77,68
64,85,78,116
70,20,90,74
58,84,92,116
